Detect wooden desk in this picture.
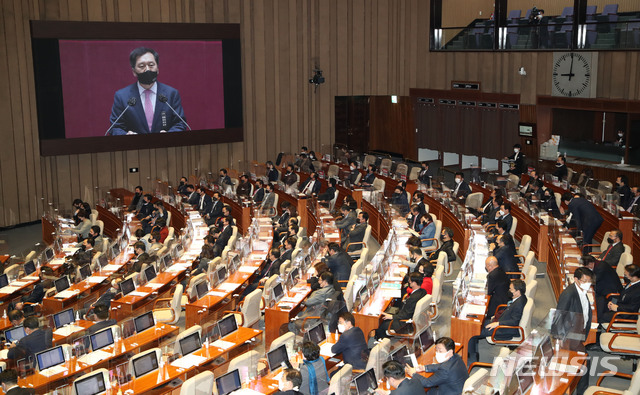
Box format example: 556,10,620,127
51,319,94,345
0,276,40,305
264,285,311,350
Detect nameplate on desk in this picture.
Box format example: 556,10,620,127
452,81,480,90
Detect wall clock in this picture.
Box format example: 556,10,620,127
551,52,598,98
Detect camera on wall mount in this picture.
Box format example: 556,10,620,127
309,69,325,93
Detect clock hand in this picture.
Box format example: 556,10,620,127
568,53,574,81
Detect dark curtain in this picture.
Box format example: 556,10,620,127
416,102,439,149
440,105,459,153
459,106,480,156
480,108,500,159
500,109,520,155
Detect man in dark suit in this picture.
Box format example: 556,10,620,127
342,211,368,251
563,192,604,250
185,185,199,205
86,304,117,335
281,165,297,188
360,164,376,187
379,360,425,395
213,216,233,257
391,187,410,215
136,194,154,221
0,369,34,395
177,177,189,196
598,229,625,268
485,256,511,320
281,237,296,262
625,186,640,214
318,178,337,203
427,228,456,263
616,175,632,210
299,172,321,196
553,156,568,180
242,249,283,298
325,242,353,282
418,161,433,185
331,312,368,370
581,255,623,322
407,204,424,232
128,186,144,212
408,337,468,395
496,202,514,235
452,172,471,201
468,280,528,364
109,47,186,135
600,264,640,323
492,234,520,278
505,144,525,176
261,183,276,214
375,273,427,339
218,168,233,191
252,179,265,204
7,317,52,360
348,161,360,185
205,192,223,227
555,267,594,393
197,187,213,216
236,174,252,198
335,205,357,241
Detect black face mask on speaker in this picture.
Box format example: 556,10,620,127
136,70,158,85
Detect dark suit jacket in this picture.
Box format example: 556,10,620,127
492,295,527,339
616,281,640,315
267,168,279,182
362,172,376,185
335,211,357,239
87,319,118,336
486,267,511,318
208,199,223,219
7,328,53,360
568,197,604,237
498,213,513,234
326,250,353,282
299,178,321,195
599,242,624,268
415,353,468,395
330,327,368,369
593,261,623,298
215,225,233,249
281,172,297,186
253,187,265,204
22,284,44,304
137,202,153,219
236,181,252,197
128,192,142,211
318,187,336,202
198,194,213,214
391,288,427,331
507,151,525,176
261,258,283,278
556,283,591,340
5,387,35,395
493,245,520,277
109,82,186,135
343,222,367,250
553,164,568,180
542,195,562,218
281,249,293,263
348,169,360,184
429,240,456,263
391,377,426,395
454,181,471,199
617,184,632,209
418,168,433,184
187,191,199,205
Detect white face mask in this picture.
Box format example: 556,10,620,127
619,133,624,137
435,351,449,363
499,210,505,216
455,178,461,184
337,324,346,333
514,148,519,153
579,281,592,291
350,166,355,171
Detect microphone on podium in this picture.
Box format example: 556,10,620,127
105,97,137,136
158,94,192,131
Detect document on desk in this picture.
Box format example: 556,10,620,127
54,325,85,337
55,290,80,299
39,365,68,377
127,291,148,297
461,304,486,318
86,276,109,284
49,258,66,267
217,282,241,292
548,362,579,374
102,264,121,271
211,339,235,350
78,350,112,365
0,286,21,294
319,342,335,357
237,266,258,274
166,265,184,273
22,276,40,281
146,282,164,290
11,280,30,287
170,354,207,368
207,290,227,297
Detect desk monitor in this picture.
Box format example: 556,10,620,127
289,267,300,283
354,368,377,395
110,244,120,259
134,311,155,334
216,314,238,338
144,265,157,283
24,260,36,276
303,322,326,345
216,265,228,285
36,346,66,371
90,327,114,352
195,280,209,300
119,277,136,296
419,326,435,352
54,275,70,293
79,264,92,280
172,244,184,259
272,283,284,303
517,363,535,395
5,326,26,343
215,369,242,395
98,254,109,268
0,274,9,289
539,335,554,364
44,248,54,261
506,368,521,395
357,285,370,310
163,254,172,268
178,331,202,356
491,362,508,394
53,308,75,329
74,370,107,395
131,351,159,378
389,345,410,366
267,344,292,372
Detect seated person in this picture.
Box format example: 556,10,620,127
360,164,376,187
341,212,368,251
72,237,97,267
7,317,53,360
275,368,304,395
600,264,640,323
331,312,368,370
553,156,568,180
150,218,169,243
190,245,216,278
402,246,430,273
467,280,527,364
317,178,337,203
599,229,625,268
376,360,425,395
374,272,427,339
348,161,360,185
299,342,329,395
407,204,423,232
82,279,120,319
7,310,24,328
288,272,337,335
252,179,265,204
71,209,92,240
87,226,105,252
0,369,33,395
218,168,233,190
335,205,357,240
419,214,436,248
148,231,164,252
496,202,513,235
581,255,623,322
281,236,296,262
136,194,154,220
427,228,456,263
481,197,502,226
485,256,511,321
242,248,283,298
7,271,44,316
266,161,279,183
418,161,433,185
86,304,117,335
324,242,353,282
491,234,520,278
541,188,561,218
212,216,233,257
453,172,471,201
299,172,321,196
406,337,469,395
391,187,409,215
236,174,252,198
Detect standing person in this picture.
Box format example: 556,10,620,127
505,144,524,176
299,342,329,395
562,192,604,251
484,256,511,320
331,312,368,370
109,47,187,135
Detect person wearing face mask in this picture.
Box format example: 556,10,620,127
375,272,427,339
625,186,640,215
347,161,360,185
109,47,186,135
467,281,527,365
266,161,280,182
427,228,456,263
600,265,640,323
391,186,410,215
485,256,511,321
375,361,425,395
541,188,561,218
317,178,337,203
616,175,632,209
615,129,625,147
562,192,603,252
299,342,329,395
452,172,471,201
505,144,524,176
405,337,468,394
553,156,568,180
581,255,622,323
495,202,513,234
598,229,625,267
85,304,117,335
128,185,144,212
342,211,368,251
491,234,520,278
275,368,304,395
419,215,436,248
407,204,424,232
418,161,433,186
331,312,368,369
360,164,377,187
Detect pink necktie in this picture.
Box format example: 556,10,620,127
144,89,154,131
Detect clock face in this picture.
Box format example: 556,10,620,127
552,53,592,97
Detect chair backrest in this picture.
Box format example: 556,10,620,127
431,278,442,304
507,174,519,190
396,163,408,176
526,280,538,300
600,231,611,251
327,363,352,395
95,220,104,236
241,289,263,327
603,4,618,15
525,266,537,285
522,251,535,275
263,274,279,294
174,325,202,354
366,338,390,380
436,251,447,271
411,294,432,334
408,166,420,181
433,265,445,285
509,217,518,238
279,260,291,276
452,241,460,258
466,192,484,210
90,211,98,225
24,250,36,262
350,258,365,279
598,180,613,194
72,369,110,395
328,164,340,178
380,158,392,171
617,252,634,278
626,363,640,393
372,178,385,192
227,350,261,382
207,257,222,273
179,371,214,395
363,154,376,167
624,244,631,254
464,368,489,393
518,235,532,257
359,247,370,265
188,273,207,299
520,299,535,338
128,348,161,378
269,332,295,353
329,191,339,211
344,276,357,311
167,284,184,324
554,192,562,209
3,264,20,280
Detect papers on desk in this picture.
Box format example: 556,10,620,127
0,286,21,294
63,246,79,254
85,276,108,284
216,282,241,292
237,266,258,274
319,342,335,357
211,339,235,350
252,240,270,251
54,325,85,337
170,354,207,369
325,232,340,239
78,350,112,365
39,365,67,377
548,362,579,374
102,264,121,271
0,349,9,359
55,289,80,299
166,265,184,273
460,304,486,319
146,282,164,290
207,290,227,298
23,276,40,281
231,389,268,395
127,291,148,297
11,280,30,287
49,258,65,267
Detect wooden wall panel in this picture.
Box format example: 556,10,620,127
1,0,639,227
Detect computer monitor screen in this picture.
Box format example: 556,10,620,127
539,335,554,363
303,322,326,345
98,254,109,268
79,264,92,280
419,327,435,352
5,326,26,342
178,331,201,356
215,369,242,395
90,328,114,351
195,280,209,300
36,346,66,371
163,254,172,267
74,371,107,395
111,244,120,258
0,274,9,289
54,276,70,293
134,311,155,333
144,265,157,282
289,267,299,282
390,345,409,365
217,266,227,283
272,283,284,302
518,364,535,394
267,344,291,372
216,314,237,338
354,368,377,395
54,308,75,329
132,351,158,378
23,260,36,275
45,248,54,261
119,278,136,296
